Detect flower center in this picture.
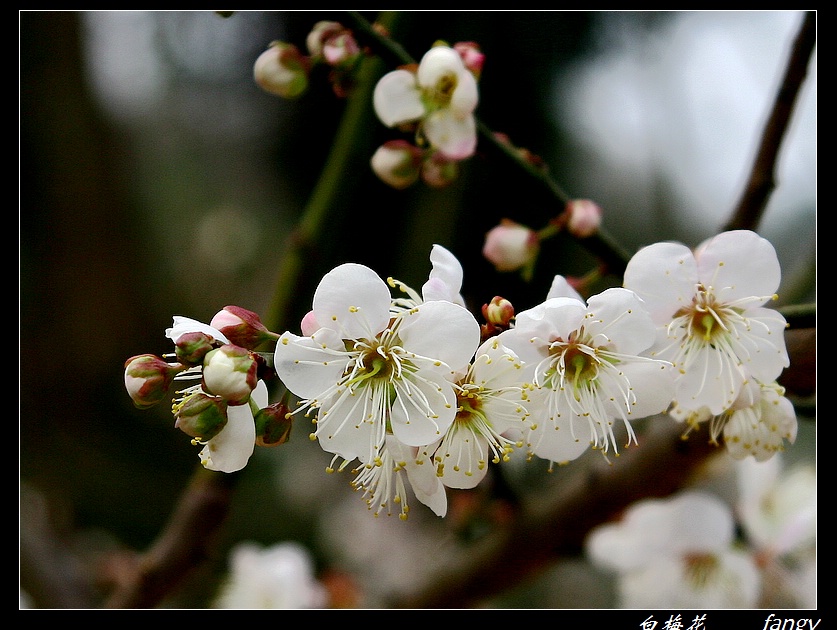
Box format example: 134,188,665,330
426,72,458,108
675,283,733,344
683,552,720,589
544,329,603,399
455,383,484,422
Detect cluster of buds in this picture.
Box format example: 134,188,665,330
124,306,291,472
371,41,484,189
370,140,461,189
482,199,603,280
254,21,363,100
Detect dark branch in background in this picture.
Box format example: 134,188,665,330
722,11,816,232
390,419,721,608
103,469,240,609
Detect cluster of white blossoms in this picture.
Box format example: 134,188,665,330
371,42,483,189
273,244,675,518
125,230,796,520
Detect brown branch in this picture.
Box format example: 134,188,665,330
102,468,240,609
722,11,816,232
389,419,722,608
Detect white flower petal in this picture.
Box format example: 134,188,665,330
390,369,457,447
584,287,657,355
312,263,391,340
397,299,480,374
525,399,591,465
728,307,790,381
200,403,256,473
421,244,465,305
416,46,465,87
436,430,489,489
609,360,676,418
695,230,781,302
373,69,425,127
274,329,348,400
422,110,477,159
166,316,229,344
450,68,478,114
389,436,448,517
623,241,698,324
546,275,584,301
675,343,745,414
315,387,378,461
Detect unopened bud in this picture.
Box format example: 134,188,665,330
254,400,293,447
306,21,346,58
482,296,515,328
565,199,602,238
210,305,278,350
124,354,184,409
254,41,310,99
454,41,485,80
371,140,423,189
482,219,540,273
174,331,217,366
173,392,228,441
323,31,361,68
202,344,258,405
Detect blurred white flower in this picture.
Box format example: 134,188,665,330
213,541,328,609
586,490,761,608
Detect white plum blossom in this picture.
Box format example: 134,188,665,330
373,44,479,160
586,490,762,608
433,337,530,489
273,261,480,468
213,541,328,609
623,229,790,416
497,282,676,465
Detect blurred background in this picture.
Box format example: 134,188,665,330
20,11,815,609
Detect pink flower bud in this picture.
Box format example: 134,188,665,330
370,140,423,189
306,21,346,58
254,41,310,99
173,392,228,441
454,41,485,80
565,199,602,238
481,296,515,328
124,354,184,409
210,305,278,350
202,345,258,405
482,219,540,272
323,31,361,67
